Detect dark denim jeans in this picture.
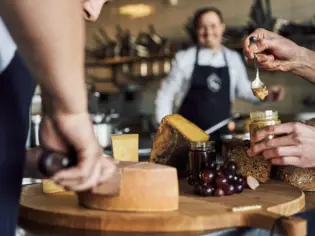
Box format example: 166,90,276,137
0,51,35,235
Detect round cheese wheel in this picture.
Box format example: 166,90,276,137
77,161,179,212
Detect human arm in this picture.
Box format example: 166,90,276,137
154,54,186,124
0,0,86,116
24,148,45,179
0,0,117,191
243,28,315,84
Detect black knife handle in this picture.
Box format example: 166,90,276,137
249,36,257,44
38,150,78,177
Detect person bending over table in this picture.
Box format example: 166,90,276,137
0,1,113,235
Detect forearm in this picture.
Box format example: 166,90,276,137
0,0,87,116
292,47,315,83
24,148,45,179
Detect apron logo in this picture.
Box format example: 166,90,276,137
207,73,222,92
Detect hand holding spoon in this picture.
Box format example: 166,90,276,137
249,36,268,100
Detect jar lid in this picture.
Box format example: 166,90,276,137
190,141,214,150
250,110,278,120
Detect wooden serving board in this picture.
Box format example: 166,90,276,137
19,180,306,236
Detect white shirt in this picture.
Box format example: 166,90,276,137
154,46,260,124
0,18,16,73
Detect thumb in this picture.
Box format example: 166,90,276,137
249,38,278,54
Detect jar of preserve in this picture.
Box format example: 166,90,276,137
249,110,281,145
188,141,216,177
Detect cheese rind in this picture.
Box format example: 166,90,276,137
111,134,139,162
78,161,179,212
42,179,66,194
150,114,209,177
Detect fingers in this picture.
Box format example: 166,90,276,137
243,28,272,59
256,54,282,70
245,48,282,71
52,155,118,192
262,146,301,160
243,28,286,72
250,123,299,143
52,151,99,183
52,159,101,191
98,157,117,183
54,159,103,192
74,158,102,191
248,133,297,156
249,38,280,54
271,156,301,166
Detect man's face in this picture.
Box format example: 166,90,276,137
196,11,225,49
82,0,110,22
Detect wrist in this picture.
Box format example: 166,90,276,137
41,88,88,117
291,46,312,75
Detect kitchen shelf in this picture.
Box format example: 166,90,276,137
85,54,174,94
85,54,174,67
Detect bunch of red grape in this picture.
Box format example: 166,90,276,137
187,161,245,197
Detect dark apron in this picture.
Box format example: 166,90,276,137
179,47,231,150
0,52,35,235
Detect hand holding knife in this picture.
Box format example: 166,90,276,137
38,150,78,178
35,149,121,196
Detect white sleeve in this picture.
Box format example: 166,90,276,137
154,54,185,124
234,53,261,104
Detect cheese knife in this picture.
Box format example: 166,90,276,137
204,113,240,135
38,149,121,196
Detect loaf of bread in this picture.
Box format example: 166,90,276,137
78,161,179,212
271,166,315,191
150,114,209,177
222,139,271,183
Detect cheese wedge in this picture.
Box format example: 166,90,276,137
150,114,209,177
42,179,66,194
111,134,139,162
78,161,179,212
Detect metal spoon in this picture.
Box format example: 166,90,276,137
249,36,265,89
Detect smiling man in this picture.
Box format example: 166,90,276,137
0,1,110,235
155,7,284,147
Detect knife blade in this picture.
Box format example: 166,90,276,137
204,113,240,135
38,149,121,196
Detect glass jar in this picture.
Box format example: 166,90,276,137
188,141,216,176
249,110,281,144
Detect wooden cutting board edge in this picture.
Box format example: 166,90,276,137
19,182,307,236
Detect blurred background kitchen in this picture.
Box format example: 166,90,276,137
28,0,315,158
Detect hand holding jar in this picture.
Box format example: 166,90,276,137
247,122,315,168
